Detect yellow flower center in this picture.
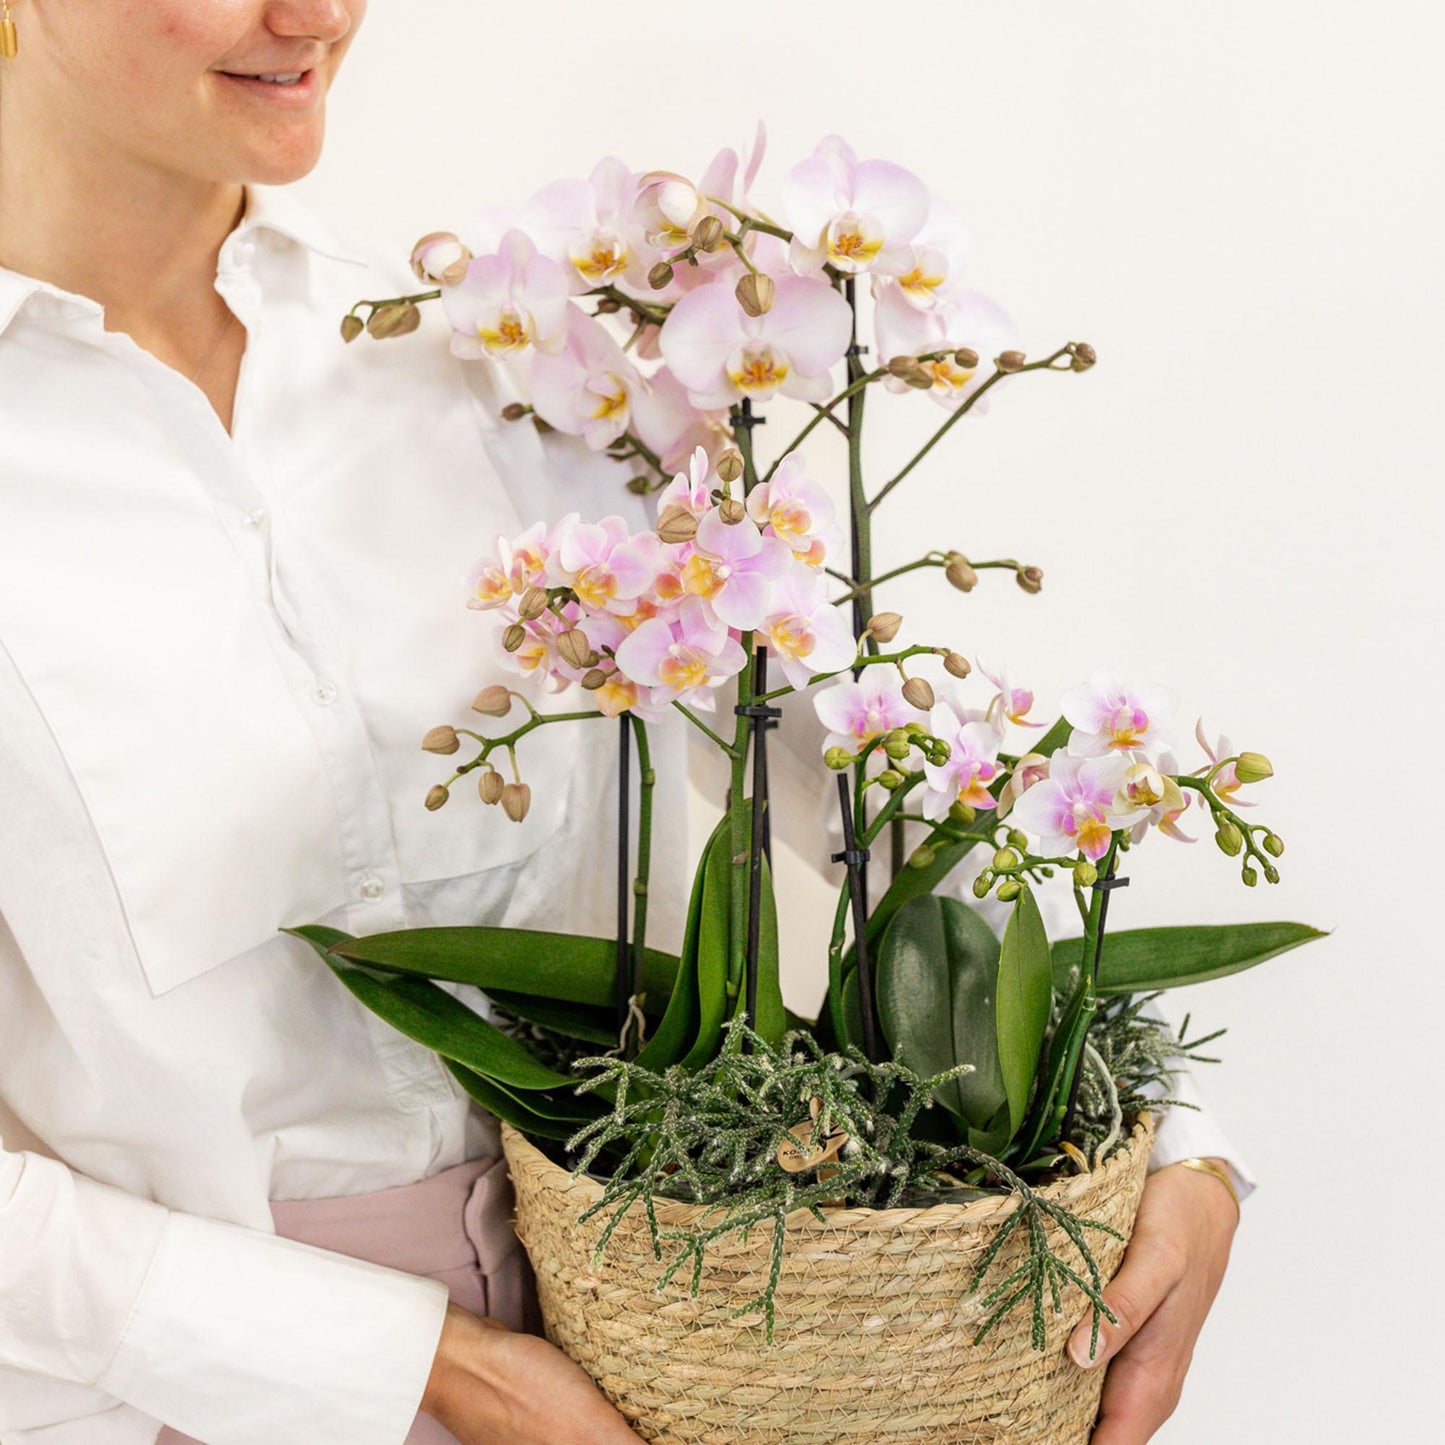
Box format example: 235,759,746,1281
478,306,531,354
570,232,627,285
572,565,619,610
658,646,708,692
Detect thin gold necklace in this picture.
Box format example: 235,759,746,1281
189,308,235,386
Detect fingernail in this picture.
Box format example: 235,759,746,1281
1069,1329,1106,1369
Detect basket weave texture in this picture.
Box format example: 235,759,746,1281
502,1115,1154,1445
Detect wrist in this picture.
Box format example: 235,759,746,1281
1172,1156,1242,1227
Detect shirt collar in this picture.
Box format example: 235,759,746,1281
0,182,366,339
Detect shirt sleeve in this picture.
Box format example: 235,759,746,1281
0,1143,449,1445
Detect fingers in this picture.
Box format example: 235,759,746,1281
1068,1229,1186,1369
1088,1342,1188,1445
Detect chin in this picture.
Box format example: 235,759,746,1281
238,125,328,185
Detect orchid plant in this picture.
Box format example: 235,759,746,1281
293,130,1321,1340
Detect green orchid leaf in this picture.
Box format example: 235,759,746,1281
1051,921,1328,995
443,1061,579,1142
876,894,1006,1130
483,990,618,1045
995,886,1053,1139
325,961,576,1092
322,925,678,1013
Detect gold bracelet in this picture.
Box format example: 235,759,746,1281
1176,1157,1241,1223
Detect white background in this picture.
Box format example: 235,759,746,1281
301,2,1444,1438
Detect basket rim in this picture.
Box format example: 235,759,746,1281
501,1114,1154,1235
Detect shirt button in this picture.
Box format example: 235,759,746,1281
312,681,338,706
244,507,266,527
359,876,385,901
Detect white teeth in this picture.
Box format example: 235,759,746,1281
254,72,304,84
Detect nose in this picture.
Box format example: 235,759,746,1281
264,1,355,44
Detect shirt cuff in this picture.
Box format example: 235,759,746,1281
96,1211,449,1445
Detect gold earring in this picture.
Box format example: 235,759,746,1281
1,3,16,61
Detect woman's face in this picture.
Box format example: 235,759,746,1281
12,1,368,185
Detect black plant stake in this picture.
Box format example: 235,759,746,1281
738,651,780,1035
835,772,881,1063
614,713,633,1040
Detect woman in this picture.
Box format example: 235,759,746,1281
0,4,1245,1444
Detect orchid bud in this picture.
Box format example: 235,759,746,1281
366,303,411,339
581,668,609,691
692,215,725,252
867,611,903,644
883,729,911,761
595,296,622,314
1215,823,1244,856
1263,864,1280,884
972,874,992,899
993,847,1019,871
471,685,512,717
517,585,548,621
1008,829,1029,852
478,770,505,805
1241,865,1258,887
945,557,979,593
908,844,937,870
824,746,854,771
502,622,527,653
424,784,450,812
410,231,472,287
500,402,529,422
995,879,1021,901
1016,565,1044,595
1074,860,1098,888
1235,752,1274,784
555,628,592,670
422,725,461,755
340,314,364,344
1070,342,1098,372
949,801,976,824
887,355,922,377
996,350,1026,373
718,497,747,525
626,476,651,495
943,651,972,679
878,769,905,791
531,415,555,434
1263,833,1285,857
716,450,745,483
648,261,675,290
735,272,775,317
657,506,700,544
901,677,935,711
927,739,951,765
903,367,936,391
953,347,980,369
501,782,532,823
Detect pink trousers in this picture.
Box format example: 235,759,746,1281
155,1153,540,1445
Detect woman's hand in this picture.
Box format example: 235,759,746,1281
1068,1160,1240,1444
421,1303,645,1445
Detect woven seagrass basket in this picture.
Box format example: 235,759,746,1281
502,1114,1154,1445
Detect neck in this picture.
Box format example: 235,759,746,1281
0,123,245,333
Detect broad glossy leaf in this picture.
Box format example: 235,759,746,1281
1051,921,1328,996
444,1061,578,1141
876,895,1006,1129
326,962,576,1092
995,886,1052,1139
484,990,618,1045
324,925,678,1012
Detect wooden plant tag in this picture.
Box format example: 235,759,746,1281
776,1098,849,1174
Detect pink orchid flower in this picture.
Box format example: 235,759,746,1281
530,307,647,451
545,513,661,616
613,597,748,709
1062,672,1176,761
782,135,931,278
658,271,853,410
681,508,793,631
467,523,551,611
655,445,718,523
442,230,570,360
1194,719,1255,808
981,660,1042,731
760,569,858,690
922,702,1003,822
1011,753,1132,862
995,752,1052,820
745,454,844,567
874,287,1017,410
877,199,970,313
1116,753,1195,844
495,608,574,695
522,156,658,295
632,368,730,474
813,670,914,756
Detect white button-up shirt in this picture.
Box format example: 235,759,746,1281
0,184,1246,1445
